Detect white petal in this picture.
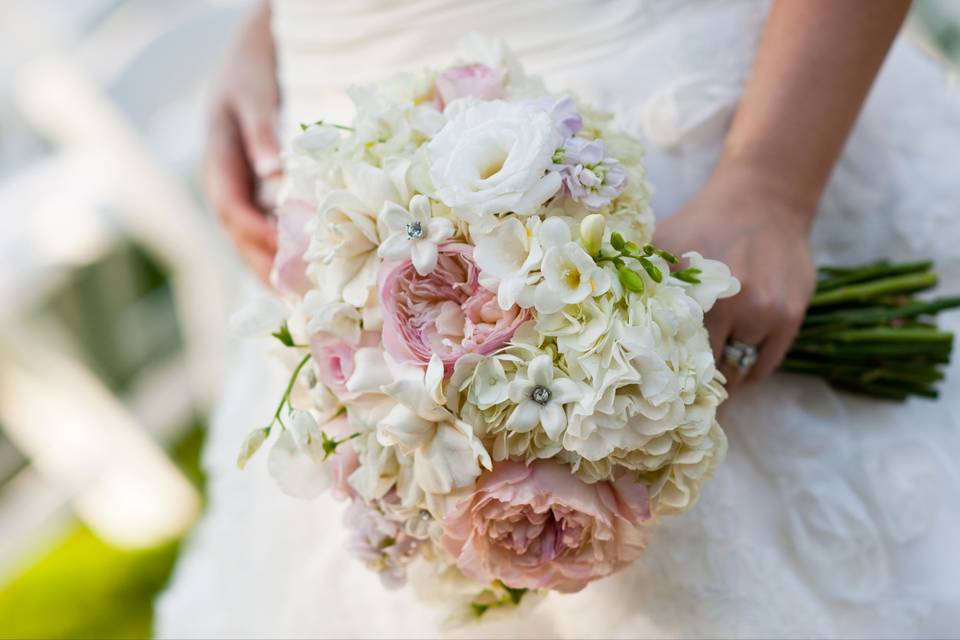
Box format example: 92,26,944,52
540,402,567,440
426,217,454,243
378,201,413,234
550,377,582,404
345,347,392,394
377,405,435,452
377,232,412,261
409,194,433,222
533,280,566,314
410,241,439,275
267,429,331,499
538,217,572,249
527,354,554,386
506,400,541,432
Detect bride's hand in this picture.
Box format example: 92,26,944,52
654,161,816,390
203,1,280,283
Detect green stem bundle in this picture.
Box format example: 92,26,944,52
781,261,959,401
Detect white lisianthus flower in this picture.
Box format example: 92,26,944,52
678,251,741,312
474,216,543,309
378,195,454,275
506,355,581,440
428,100,562,221
303,295,362,344
267,410,331,499
378,356,492,495
534,218,611,314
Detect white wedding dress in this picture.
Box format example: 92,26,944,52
156,1,960,637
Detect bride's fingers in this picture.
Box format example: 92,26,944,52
747,310,805,384
722,317,769,391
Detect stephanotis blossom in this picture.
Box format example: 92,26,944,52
378,194,454,275
379,243,530,374
434,63,504,110
555,137,627,211
507,355,581,440
440,459,650,593
428,100,563,222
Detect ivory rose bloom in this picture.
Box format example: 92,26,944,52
428,100,563,221
440,459,650,593
434,64,504,110
379,243,529,374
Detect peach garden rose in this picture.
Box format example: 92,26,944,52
440,459,651,593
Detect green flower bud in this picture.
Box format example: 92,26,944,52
237,427,270,469
618,266,645,293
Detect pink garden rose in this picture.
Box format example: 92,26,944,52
270,198,314,297
379,243,529,375
310,330,380,400
434,64,504,110
440,459,651,593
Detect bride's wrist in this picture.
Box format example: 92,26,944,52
711,152,821,232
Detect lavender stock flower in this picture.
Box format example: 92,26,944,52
554,136,628,211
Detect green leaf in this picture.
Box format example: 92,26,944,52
271,322,295,347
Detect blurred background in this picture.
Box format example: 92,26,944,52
0,1,957,638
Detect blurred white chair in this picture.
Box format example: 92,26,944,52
0,0,249,574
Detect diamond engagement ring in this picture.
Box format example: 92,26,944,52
723,340,759,375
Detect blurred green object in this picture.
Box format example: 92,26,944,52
0,526,180,640
0,426,205,640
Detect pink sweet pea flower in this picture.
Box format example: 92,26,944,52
270,198,314,297
440,459,650,593
379,243,529,376
434,64,504,110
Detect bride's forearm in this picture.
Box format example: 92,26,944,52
719,0,911,219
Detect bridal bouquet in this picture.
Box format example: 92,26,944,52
235,39,740,622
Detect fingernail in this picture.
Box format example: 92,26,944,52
254,154,282,178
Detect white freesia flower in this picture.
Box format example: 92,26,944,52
534,218,611,314
506,355,581,440
473,216,543,309
267,410,331,499
679,251,741,312
378,195,454,275
303,295,362,344
428,100,562,221
378,356,492,495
